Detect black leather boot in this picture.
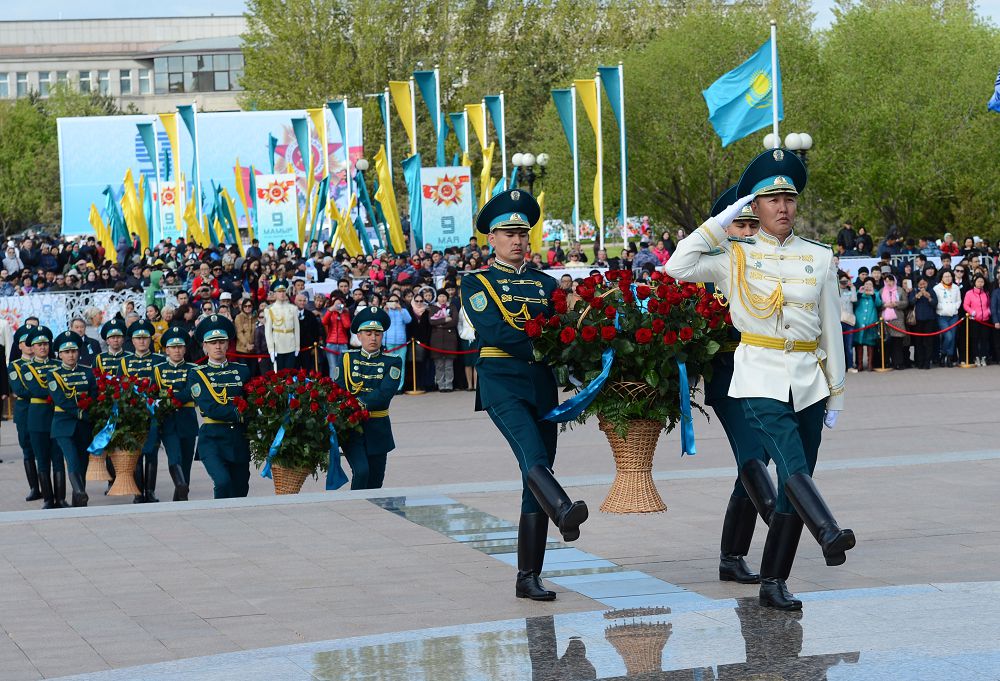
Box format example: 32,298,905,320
759,512,804,610
68,472,89,507
168,464,189,502
739,459,777,525
526,465,588,542
23,458,42,502
52,469,69,508
515,512,556,601
133,459,146,503
143,457,159,503
719,495,760,583
784,473,855,566
38,468,55,510
105,456,115,495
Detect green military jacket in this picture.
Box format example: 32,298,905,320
23,358,58,433
460,259,558,412
153,360,198,436
94,350,131,375
49,363,97,438
335,349,401,456
8,358,34,424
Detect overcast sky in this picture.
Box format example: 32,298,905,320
3,0,999,28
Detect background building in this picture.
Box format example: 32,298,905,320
0,16,247,112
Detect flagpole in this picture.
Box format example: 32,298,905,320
570,83,580,242
384,87,393,181
152,126,164,244
498,90,508,188
770,19,779,147
463,111,469,163
191,102,203,230
434,64,442,163
408,76,418,156
343,97,353,212
618,61,627,236
480,99,487,155
595,75,605,252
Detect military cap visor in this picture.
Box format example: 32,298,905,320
100,320,127,339
27,327,53,345
350,306,392,335
271,279,290,292
54,331,83,353
127,320,155,338
13,326,33,344
712,185,759,225
161,326,188,347
737,148,807,199
475,189,541,234
196,315,236,343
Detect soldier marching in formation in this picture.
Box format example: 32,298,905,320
121,320,164,503
461,189,588,602
22,327,63,508
154,326,199,501
10,326,41,502
49,331,98,507
334,306,402,490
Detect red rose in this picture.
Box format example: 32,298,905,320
617,279,630,293
296,384,307,395
667,290,683,305
725,312,733,325
309,402,320,413
547,316,561,329
651,271,663,281
267,398,277,409
659,300,672,315
348,412,360,424
646,300,659,314
663,274,675,285
635,328,653,344
289,398,301,409
525,320,542,338
234,398,248,414
709,317,721,329
604,306,617,319
254,397,265,407
620,269,633,283
601,326,617,341
326,413,337,424
274,384,285,395
559,326,577,344
679,326,694,341
112,390,121,400
663,330,678,345
636,285,651,300
575,284,592,299
554,299,568,314
310,389,319,399
607,270,620,281
591,296,606,310
97,394,107,402
651,319,665,333
580,326,598,342
621,291,635,304
552,288,568,301
656,285,670,299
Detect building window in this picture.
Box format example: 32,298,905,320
98,70,110,95
16,72,28,97
79,71,92,93
152,52,245,94
0,73,8,98
120,69,132,95
56,71,68,87
39,72,51,97
138,68,152,94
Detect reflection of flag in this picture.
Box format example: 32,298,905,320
989,67,1000,113
703,39,783,147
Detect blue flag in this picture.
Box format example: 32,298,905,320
989,67,1000,113
402,154,423,249
703,39,783,147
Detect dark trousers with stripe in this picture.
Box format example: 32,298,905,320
742,396,825,514
161,432,197,483
487,399,557,514
712,395,770,498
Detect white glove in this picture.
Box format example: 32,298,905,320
824,410,840,429
294,350,299,358
714,194,755,228
270,353,277,364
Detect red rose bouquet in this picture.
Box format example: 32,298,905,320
531,269,730,433
243,368,368,476
89,372,158,451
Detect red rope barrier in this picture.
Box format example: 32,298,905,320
971,316,996,329
412,339,479,355
841,321,880,336
883,317,964,337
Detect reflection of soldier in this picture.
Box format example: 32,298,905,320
717,597,860,680
525,616,596,681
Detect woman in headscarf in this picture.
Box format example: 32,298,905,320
880,274,909,370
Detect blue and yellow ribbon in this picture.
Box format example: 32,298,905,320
87,402,118,456
325,424,348,490
677,360,696,456
543,347,615,423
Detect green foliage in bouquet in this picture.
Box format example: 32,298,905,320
242,368,369,475
529,269,731,433
84,373,157,452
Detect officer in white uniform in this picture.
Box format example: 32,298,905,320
264,279,300,370
666,148,854,611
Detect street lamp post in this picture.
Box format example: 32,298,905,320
512,152,549,195
764,132,814,166
354,158,386,247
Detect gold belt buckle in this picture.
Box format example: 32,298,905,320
783,339,795,353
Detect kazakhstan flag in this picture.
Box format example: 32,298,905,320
703,39,783,147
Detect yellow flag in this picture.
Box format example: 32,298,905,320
575,78,603,230
220,188,245,256
465,103,486,151
373,145,407,254
479,143,496,208
307,107,328,179
121,169,149,252
158,113,182,227
182,195,204,244
530,191,545,256
331,193,362,256
234,159,254,239
89,204,117,264
389,81,416,152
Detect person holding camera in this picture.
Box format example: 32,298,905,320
322,293,352,379
382,294,412,392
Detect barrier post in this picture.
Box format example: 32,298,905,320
313,342,320,373
405,338,426,396
874,319,892,372
960,314,975,368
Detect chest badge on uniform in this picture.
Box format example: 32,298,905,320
538,288,545,296
190,383,201,398
804,265,814,273
48,380,57,391
377,367,384,373
502,285,510,292
389,366,401,380
470,291,488,312
8,371,16,381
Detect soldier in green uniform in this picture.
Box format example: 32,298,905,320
23,326,64,509
121,320,165,503
9,326,41,502
49,331,98,507
460,189,588,602
189,315,252,499
95,319,132,375
334,306,402,490
704,185,777,586
94,318,133,489
154,326,198,501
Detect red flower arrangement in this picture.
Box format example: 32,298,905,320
243,368,369,475
531,268,730,431
87,373,159,451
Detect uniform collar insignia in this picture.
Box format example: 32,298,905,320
207,360,228,368
61,363,75,371
493,258,527,275
757,229,796,247
360,349,382,359
168,359,186,368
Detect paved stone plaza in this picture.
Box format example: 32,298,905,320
1,367,999,680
